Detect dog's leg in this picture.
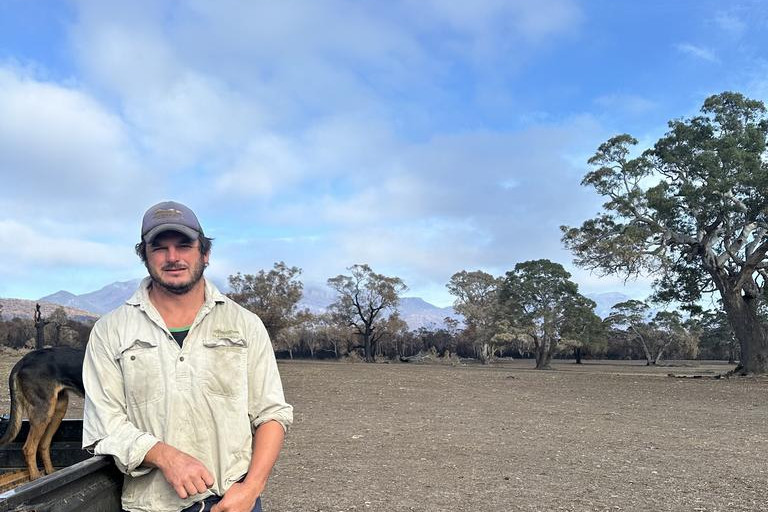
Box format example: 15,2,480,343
22,424,44,480
39,391,69,475
22,392,59,480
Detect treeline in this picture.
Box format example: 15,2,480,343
229,261,738,367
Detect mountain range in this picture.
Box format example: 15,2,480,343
41,279,142,315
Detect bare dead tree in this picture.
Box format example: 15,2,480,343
34,303,50,349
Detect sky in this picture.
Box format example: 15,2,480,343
2,0,768,308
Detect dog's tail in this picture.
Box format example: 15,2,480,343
0,364,24,446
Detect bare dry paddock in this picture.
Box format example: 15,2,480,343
267,359,767,512
0,351,765,511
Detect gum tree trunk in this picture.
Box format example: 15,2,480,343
710,268,768,375
534,337,554,370
721,293,768,374
363,330,375,362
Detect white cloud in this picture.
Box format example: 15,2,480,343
72,1,422,119
54,0,591,229
676,43,719,63
215,135,305,197
0,66,149,225
258,127,516,227
68,0,583,144
0,232,142,301
72,20,268,169
0,220,134,268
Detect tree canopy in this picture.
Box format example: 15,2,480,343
499,259,595,370
446,270,501,363
228,261,306,337
327,264,407,362
562,92,768,375
605,301,697,365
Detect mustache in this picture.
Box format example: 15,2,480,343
162,264,188,271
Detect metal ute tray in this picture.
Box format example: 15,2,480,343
0,418,91,470
0,418,122,511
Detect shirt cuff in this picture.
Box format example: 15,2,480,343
251,414,292,434
127,434,161,476
94,432,160,476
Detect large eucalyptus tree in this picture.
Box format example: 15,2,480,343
563,92,768,375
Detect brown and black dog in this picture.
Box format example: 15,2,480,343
0,347,85,479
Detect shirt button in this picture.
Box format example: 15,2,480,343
130,355,136,361
179,356,185,362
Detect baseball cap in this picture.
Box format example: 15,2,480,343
141,201,203,243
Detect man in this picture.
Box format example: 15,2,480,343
83,201,293,512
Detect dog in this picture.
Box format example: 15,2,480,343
0,347,85,480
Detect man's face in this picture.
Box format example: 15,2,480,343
145,231,209,295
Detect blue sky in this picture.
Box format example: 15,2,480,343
2,0,768,307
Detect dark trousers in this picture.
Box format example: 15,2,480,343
180,495,263,512
122,495,262,512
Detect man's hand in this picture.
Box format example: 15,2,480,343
210,420,284,511
210,481,261,512
143,442,214,499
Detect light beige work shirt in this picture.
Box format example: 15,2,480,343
82,277,293,512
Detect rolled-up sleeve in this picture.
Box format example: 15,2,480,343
247,318,293,433
82,321,159,476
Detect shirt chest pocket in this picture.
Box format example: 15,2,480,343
119,339,163,405
200,337,247,398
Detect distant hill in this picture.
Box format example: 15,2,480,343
0,298,98,323
397,297,462,330
298,283,338,315
40,279,142,314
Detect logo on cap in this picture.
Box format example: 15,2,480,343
153,208,184,219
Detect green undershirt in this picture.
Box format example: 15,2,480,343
169,325,191,346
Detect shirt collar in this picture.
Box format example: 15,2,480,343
125,276,226,307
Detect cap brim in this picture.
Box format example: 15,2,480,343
143,224,200,243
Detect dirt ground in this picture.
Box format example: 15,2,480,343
267,359,767,512
0,350,766,512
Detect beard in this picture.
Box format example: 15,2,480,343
147,257,206,295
